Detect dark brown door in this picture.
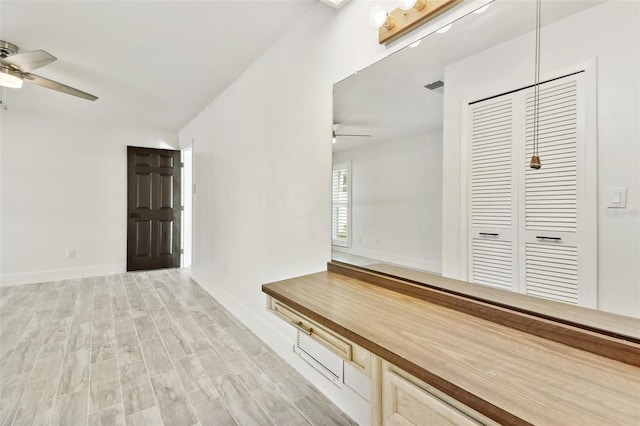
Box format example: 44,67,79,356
127,146,181,271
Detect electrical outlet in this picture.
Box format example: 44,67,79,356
65,249,76,259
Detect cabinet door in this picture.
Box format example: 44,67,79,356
468,95,519,291
382,369,481,426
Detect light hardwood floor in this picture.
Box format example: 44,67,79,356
0,269,357,426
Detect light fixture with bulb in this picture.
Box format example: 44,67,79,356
369,6,396,30
370,0,462,44
0,67,23,88
397,0,426,11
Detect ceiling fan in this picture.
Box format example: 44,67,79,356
0,40,98,101
332,123,371,143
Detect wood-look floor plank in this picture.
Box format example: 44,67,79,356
0,372,30,426
140,338,173,377
159,326,193,359
90,378,122,412
92,318,117,364
91,359,119,385
130,405,164,426
133,315,159,341
174,355,219,404
115,331,143,366
198,353,232,380
150,308,173,331
67,320,92,352
88,405,126,426
51,388,89,426
294,394,348,426
30,374,58,426
255,389,312,426
174,315,206,344
119,361,155,416
3,338,41,376
150,370,198,426
213,374,274,426
192,398,237,426
203,325,239,356
57,347,90,396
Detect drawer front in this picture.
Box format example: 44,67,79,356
269,298,353,361
383,369,482,426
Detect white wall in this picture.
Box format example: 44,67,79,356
333,131,443,273
0,107,178,285
178,1,488,423
441,1,640,317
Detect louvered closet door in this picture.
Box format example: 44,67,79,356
468,95,519,291
519,74,585,304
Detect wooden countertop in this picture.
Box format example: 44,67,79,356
338,261,640,340
263,271,640,426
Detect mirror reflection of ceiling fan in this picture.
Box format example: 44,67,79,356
0,40,98,101
332,123,371,144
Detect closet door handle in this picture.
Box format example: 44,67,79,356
479,233,499,237
536,236,562,241
290,321,312,336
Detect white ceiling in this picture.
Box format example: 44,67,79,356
0,0,316,133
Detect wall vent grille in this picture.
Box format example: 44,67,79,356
294,331,344,386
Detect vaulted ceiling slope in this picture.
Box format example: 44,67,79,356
0,0,316,131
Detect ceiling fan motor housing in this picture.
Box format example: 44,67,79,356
0,41,19,58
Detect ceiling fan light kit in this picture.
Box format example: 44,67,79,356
0,67,22,88
0,39,98,101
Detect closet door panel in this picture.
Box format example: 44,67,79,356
468,96,519,291
520,74,585,305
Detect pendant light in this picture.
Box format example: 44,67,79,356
530,0,542,169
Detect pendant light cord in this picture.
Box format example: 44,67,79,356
533,0,542,159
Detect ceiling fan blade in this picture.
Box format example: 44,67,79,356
1,50,57,72
335,134,372,137
23,72,98,101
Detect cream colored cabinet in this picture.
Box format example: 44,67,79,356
267,297,497,426
379,360,497,426
266,296,371,376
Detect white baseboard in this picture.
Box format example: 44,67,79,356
333,246,442,274
0,263,125,286
190,269,371,426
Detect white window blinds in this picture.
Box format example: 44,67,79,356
332,162,351,247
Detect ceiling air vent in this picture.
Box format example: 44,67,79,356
424,80,445,93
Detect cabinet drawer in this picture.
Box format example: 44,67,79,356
382,366,493,426
267,296,370,375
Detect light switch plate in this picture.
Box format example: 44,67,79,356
607,187,627,208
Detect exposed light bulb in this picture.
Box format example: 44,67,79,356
409,40,421,48
397,0,417,11
473,4,491,14
368,6,389,28
0,68,23,88
436,24,452,34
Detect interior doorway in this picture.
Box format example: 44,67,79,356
181,145,193,268
126,146,182,271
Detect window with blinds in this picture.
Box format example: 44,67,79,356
468,72,595,307
332,162,351,247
